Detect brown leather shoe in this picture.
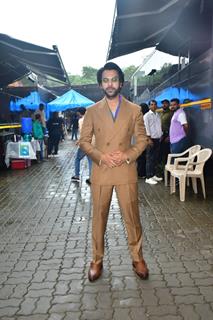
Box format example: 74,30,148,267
88,261,103,282
132,259,149,280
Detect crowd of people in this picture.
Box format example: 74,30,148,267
72,95,189,187
17,103,65,162
137,97,188,185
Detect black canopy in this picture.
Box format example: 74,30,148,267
0,33,69,88
107,0,213,60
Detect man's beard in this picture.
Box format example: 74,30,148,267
103,87,121,99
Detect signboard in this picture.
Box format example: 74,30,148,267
19,142,30,158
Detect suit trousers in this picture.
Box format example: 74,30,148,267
91,183,143,263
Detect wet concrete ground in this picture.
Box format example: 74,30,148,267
0,139,213,320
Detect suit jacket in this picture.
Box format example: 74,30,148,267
79,96,148,185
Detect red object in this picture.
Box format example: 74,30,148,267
11,159,31,170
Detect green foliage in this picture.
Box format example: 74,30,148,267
69,66,98,85
68,63,173,86
82,66,97,82
137,63,173,86
123,65,138,80
68,74,84,85
68,65,138,85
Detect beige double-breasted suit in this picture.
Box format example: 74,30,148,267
79,96,148,262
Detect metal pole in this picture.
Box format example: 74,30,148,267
52,45,72,88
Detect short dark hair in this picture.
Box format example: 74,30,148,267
78,107,86,115
170,98,180,104
140,103,149,115
148,100,157,106
97,62,124,85
161,99,170,104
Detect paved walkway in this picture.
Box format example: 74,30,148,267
0,139,213,320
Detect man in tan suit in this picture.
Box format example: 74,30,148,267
79,62,149,282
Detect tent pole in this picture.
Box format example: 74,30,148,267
52,45,72,88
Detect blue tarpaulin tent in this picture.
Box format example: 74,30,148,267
153,87,201,105
47,89,94,118
10,91,45,112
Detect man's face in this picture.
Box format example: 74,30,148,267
170,101,179,111
162,101,170,110
149,101,157,112
100,69,122,99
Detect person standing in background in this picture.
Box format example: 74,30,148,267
33,113,44,162
71,113,79,140
169,98,189,153
143,100,163,185
47,112,63,157
71,107,92,185
35,103,46,129
137,102,149,178
159,99,173,167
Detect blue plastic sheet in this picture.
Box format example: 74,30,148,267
10,91,45,112
47,89,94,119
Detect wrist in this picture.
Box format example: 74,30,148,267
126,156,130,164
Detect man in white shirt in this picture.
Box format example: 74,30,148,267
144,100,163,185
35,103,46,128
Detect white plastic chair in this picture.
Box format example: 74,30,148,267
164,145,201,186
170,148,212,201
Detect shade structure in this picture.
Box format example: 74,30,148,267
10,91,44,112
107,0,213,60
47,89,94,118
107,0,188,60
0,33,69,88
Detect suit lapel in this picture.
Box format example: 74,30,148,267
95,96,130,142
96,98,114,129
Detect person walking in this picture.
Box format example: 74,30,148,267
79,62,149,282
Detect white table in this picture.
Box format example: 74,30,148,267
5,141,40,167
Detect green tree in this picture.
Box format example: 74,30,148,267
68,74,83,85
137,63,173,86
68,66,98,85
123,65,138,80
68,63,174,86
82,66,97,82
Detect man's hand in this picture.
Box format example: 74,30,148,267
111,151,127,166
100,153,118,168
100,151,128,168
